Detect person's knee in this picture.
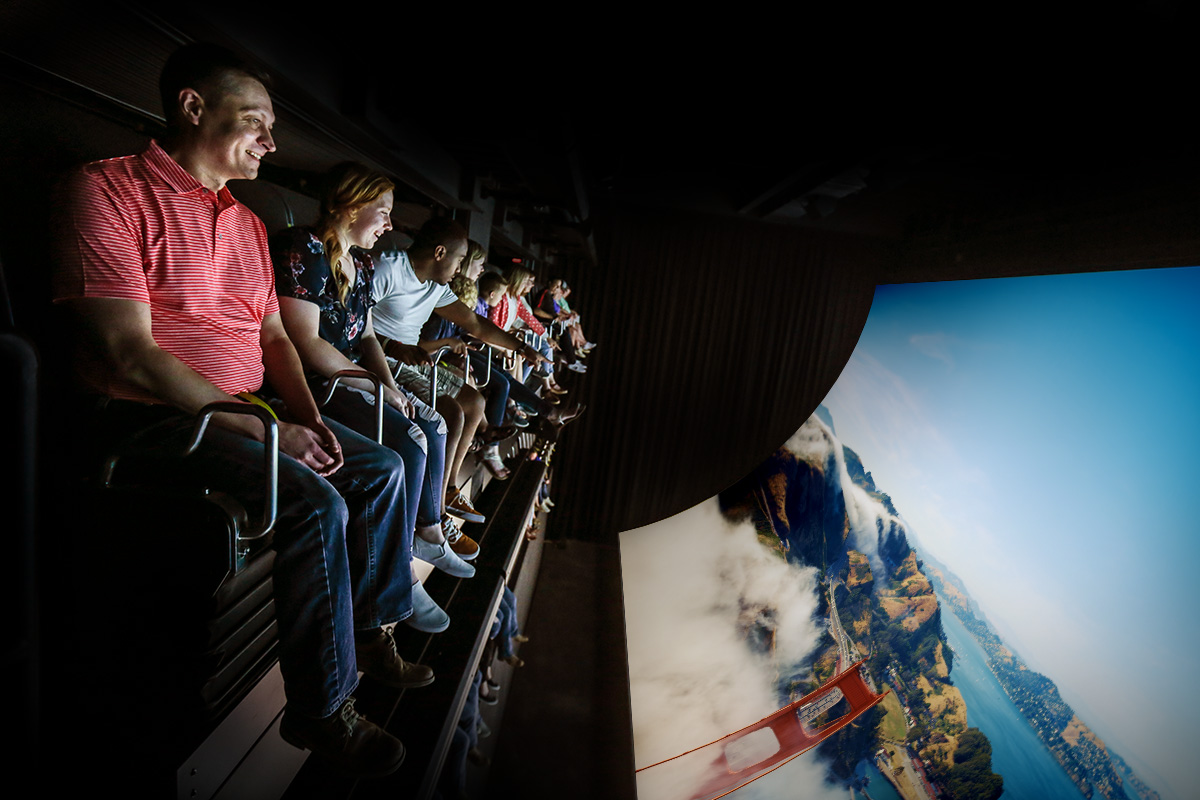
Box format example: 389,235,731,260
278,463,350,535
460,386,485,420
354,441,407,495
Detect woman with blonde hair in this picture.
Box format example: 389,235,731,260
270,162,474,635
489,266,565,396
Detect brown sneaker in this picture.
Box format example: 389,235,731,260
355,627,435,688
445,487,485,524
443,515,480,561
279,697,405,776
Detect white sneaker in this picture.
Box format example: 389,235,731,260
413,535,475,578
406,580,450,633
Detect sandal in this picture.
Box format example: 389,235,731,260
482,447,510,480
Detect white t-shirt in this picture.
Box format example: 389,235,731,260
371,249,460,345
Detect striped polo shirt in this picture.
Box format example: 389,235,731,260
55,140,279,403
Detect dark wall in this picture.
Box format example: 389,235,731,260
551,203,882,542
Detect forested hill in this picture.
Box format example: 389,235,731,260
719,410,1003,800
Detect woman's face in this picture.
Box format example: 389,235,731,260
465,255,486,280
346,190,393,251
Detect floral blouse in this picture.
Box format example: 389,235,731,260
269,226,374,358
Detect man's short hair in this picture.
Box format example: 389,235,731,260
159,43,271,131
409,217,468,258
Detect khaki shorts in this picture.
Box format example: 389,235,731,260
389,358,467,406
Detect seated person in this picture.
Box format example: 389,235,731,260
371,219,552,481
534,278,585,373
479,274,585,426
373,233,490,505
269,162,477,596
424,243,518,479
558,280,595,354
53,43,425,776
489,266,565,396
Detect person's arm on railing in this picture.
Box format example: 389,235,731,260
66,296,340,476
435,300,550,367
277,298,412,417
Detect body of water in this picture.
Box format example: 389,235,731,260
939,605,1085,799
853,758,902,800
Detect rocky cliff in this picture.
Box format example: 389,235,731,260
720,409,1001,797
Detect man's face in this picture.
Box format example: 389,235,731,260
434,239,468,284
192,73,276,185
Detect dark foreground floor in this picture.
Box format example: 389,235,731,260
481,535,636,800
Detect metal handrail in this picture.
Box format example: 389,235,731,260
472,344,493,388
321,369,384,444
427,345,453,407
100,401,280,544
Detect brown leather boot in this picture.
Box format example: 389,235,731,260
355,627,435,688
279,697,405,776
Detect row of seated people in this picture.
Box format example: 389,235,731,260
50,41,587,781
421,254,590,479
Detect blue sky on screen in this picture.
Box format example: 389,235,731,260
822,266,1200,800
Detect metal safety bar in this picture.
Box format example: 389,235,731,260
320,369,384,444
427,345,454,407
99,401,281,547
473,344,493,388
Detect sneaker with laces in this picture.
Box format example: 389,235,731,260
279,697,405,777
445,488,485,524
355,627,434,688
442,515,480,561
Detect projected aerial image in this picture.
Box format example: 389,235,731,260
622,266,1199,800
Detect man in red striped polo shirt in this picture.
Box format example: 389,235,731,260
54,44,422,776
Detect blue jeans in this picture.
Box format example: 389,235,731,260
317,382,448,529
489,585,519,659
93,400,411,719
441,669,482,798
479,351,555,418
519,340,555,384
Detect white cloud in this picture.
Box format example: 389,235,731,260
621,500,846,800
824,351,953,475
909,332,956,369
